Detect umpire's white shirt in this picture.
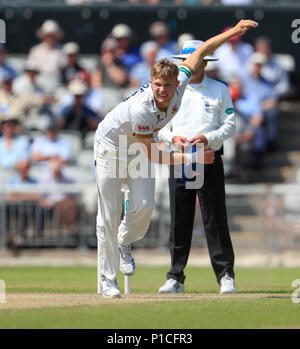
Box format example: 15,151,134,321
158,75,236,150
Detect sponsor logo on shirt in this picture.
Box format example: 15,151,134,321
225,108,235,115
138,125,150,131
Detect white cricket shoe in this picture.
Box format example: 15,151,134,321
220,273,236,294
119,244,135,276
100,276,121,298
159,279,185,293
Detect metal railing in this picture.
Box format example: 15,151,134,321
1,182,300,253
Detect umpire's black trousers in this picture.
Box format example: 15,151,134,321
167,151,235,285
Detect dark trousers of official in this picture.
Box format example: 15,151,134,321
167,151,235,285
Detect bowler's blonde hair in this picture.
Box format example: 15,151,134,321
150,58,179,81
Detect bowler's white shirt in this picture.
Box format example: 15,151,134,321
95,66,192,151
158,75,236,150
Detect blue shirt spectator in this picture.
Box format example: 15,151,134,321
254,36,291,97
130,42,159,87
31,124,71,166
0,117,30,169
110,23,142,72
148,21,178,61
0,44,18,82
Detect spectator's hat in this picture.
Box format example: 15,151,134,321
171,40,218,61
24,60,39,73
111,24,132,39
140,41,159,59
177,33,195,50
223,26,241,43
250,52,267,65
149,21,169,37
37,19,64,39
63,42,80,55
68,79,88,96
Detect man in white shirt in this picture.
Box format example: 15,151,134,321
94,20,258,298
214,25,253,82
158,40,237,295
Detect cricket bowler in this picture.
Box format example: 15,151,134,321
94,20,258,298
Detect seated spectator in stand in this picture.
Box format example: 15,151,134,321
7,160,37,185
0,43,18,82
85,70,105,115
0,114,31,169
56,79,101,140
110,23,142,72
31,121,71,166
28,19,65,91
0,71,15,114
1,68,55,131
228,75,265,169
56,70,104,118
148,21,178,60
214,25,253,81
12,61,44,96
243,52,279,151
129,41,159,87
92,37,129,89
38,160,79,236
60,42,84,85
254,36,291,98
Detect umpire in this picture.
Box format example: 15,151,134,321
158,40,236,294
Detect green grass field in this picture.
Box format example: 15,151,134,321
0,265,300,329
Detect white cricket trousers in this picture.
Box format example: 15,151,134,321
94,139,155,281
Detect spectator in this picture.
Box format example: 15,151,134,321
148,21,178,60
214,25,253,81
228,75,265,169
243,52,279,151
93,37,129,89
38,160,79,235
254,36,291,98
110,23,142,72
60,42,84,85
28,19,65,91
1,66,55,131
7,161,37,185
56,70,104,118
0,71,15,114
12,61,44,96
0,113,31,169
56,79,101,139
31,121,72,167
0,43,18,82
130,41,159,87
